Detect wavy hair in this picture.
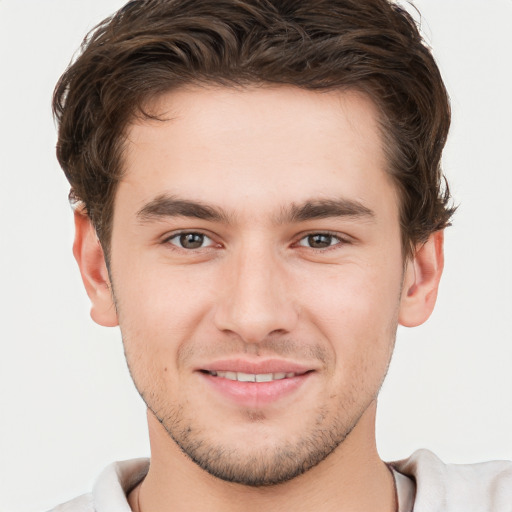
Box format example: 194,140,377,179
53,0,455,258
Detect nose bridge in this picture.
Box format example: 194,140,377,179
214,239,297,342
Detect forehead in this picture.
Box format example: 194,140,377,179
120,85,398,222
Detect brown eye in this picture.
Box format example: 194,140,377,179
298,233,340,249
168,232,213,249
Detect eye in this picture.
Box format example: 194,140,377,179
167,232,216,250
297,233,343,249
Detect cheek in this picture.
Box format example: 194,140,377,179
112,260,220,384
114,258,213,327
299,261,402,374
303,260,402,327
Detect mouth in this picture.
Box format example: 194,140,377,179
197,361,315,407
200,370,309,382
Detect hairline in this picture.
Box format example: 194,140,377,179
91,80,414,263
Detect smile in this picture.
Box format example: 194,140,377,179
204,370,301,382
199,366,313,407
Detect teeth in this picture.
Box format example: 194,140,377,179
255,373,273,382
237,372,255,382
211,371,297,382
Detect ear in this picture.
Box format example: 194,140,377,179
398,230,444,327
73,209,118,327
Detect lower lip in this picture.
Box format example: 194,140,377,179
199,372,312,407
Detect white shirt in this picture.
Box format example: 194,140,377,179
49,450,512,512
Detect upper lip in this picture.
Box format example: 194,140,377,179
197,358,315,375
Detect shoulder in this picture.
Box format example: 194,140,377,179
47,493,95,512
48,458,149,512
391,449,512,512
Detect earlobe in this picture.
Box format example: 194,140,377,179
398,230,444,328
73,209,118,327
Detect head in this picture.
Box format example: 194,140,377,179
55,0,453,488
54,0,453,261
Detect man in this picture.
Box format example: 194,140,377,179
50,0,511,511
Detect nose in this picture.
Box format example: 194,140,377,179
213,245,299,343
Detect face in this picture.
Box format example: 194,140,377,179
101,86,410,485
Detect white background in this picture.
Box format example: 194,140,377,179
0,1,511,510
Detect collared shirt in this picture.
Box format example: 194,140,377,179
49,450,512,512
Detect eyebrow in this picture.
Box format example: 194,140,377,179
136,195,375,224
280,198,375,223
137,195,232,223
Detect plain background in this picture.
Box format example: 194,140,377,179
0,1,511,510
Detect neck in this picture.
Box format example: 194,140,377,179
129,402,395,512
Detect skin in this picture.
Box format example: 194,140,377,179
74,86,444,512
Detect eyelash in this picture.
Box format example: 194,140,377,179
294,231,349,251
164,231,217,250
163,230,349,252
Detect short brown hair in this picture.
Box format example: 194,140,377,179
53,0,454,259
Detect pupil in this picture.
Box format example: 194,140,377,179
308,234,332,248
180,233,204,249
